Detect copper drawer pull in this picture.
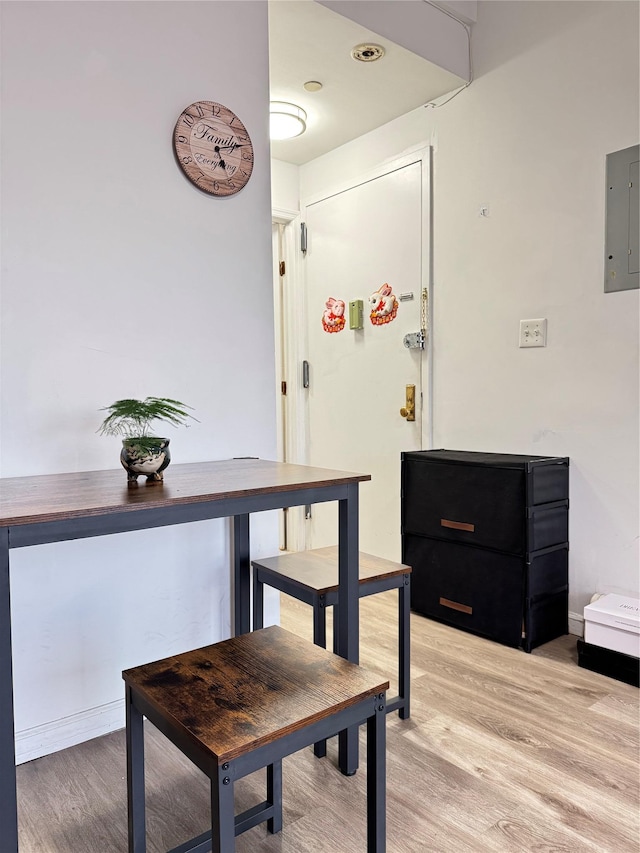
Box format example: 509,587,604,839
441,518,475,532
440,597,473,615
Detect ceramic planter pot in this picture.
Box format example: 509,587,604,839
121,437,171,484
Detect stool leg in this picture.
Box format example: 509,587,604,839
367,696,387,852
312,596,327,648
335,602,358,776
399,575,411,720
125,686,146,853
253,570,264,630
313,597,328,758
267,761,283,834
212,765,236,853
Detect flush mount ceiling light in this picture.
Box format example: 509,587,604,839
270,101,307,140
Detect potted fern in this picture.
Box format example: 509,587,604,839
98,397,196,484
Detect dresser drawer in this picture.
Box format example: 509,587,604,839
404,535,525,647
527,547,568,599
531,463,570,505
402,458,526,553
524,590,569,652
527,503,569,553
402,455,568,555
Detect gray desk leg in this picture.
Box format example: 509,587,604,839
0,528,18,852
126,686,146,853
399,575,411,720
367,696,387,852
337,484,360,776
233,514,251,636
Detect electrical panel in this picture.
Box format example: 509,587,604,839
605,144,639,293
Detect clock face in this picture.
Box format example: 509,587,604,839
173,101,254,197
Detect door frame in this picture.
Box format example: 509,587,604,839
272,206,307,552
276,147,433,550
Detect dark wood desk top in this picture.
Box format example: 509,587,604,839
0,459,370,528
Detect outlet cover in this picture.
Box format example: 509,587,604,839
519,318,547,348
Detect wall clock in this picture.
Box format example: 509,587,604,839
173,101,254,197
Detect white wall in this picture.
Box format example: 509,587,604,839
271,158,300,216
299,1,640,621
1,1,278,762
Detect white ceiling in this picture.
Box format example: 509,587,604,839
268,0,465,165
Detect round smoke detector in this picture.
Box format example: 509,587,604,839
351,43,385,62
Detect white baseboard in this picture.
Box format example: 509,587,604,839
568,610,584,638
15,699,123,765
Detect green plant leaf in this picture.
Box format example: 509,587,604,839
98,397,197,438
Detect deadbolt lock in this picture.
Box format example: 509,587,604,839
400,385,416,421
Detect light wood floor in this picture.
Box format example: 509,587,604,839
17,592,639,852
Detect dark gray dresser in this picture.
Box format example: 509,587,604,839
401,450,569,652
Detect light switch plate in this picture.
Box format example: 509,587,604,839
519,318,547,348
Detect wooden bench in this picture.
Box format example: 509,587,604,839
252,547,411,758
123,625,388,852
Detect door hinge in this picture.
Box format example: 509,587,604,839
300,222,308,255
279,260,286,276
281,380,287,395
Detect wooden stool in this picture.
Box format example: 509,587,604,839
252,547,411,758
123,625,388,853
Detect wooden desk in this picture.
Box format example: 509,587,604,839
0,458,370,850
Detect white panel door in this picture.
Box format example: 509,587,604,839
303,156,428,561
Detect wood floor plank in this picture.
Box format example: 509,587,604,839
408,712,639,851
16,591,640,852
411,657,639,780
479,810,607,853
404,659,640,840
588,691,640,725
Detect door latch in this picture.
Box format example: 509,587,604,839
403,331,425,349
